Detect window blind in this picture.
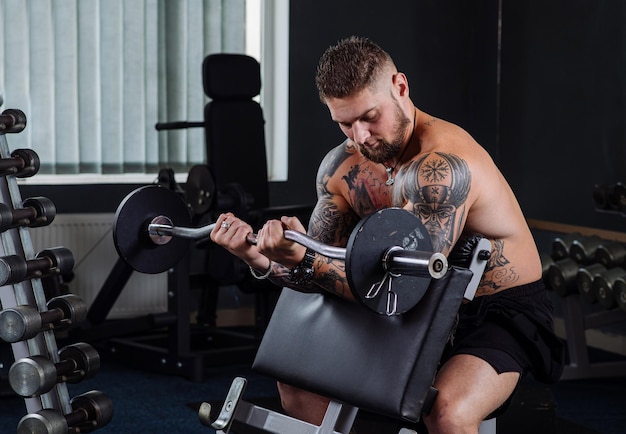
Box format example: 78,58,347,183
0,0,246,176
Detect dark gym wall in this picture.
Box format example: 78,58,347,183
272,0,500,207
499,1,626,232
24,0,500,215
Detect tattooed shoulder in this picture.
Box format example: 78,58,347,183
319,141,354,176
394,152,471,253
317,141,354,189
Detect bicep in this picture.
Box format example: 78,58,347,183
310,144,360,247
308,195,359,248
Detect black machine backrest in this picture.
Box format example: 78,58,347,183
202,53,270,210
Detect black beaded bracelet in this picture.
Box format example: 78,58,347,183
288,248,316,285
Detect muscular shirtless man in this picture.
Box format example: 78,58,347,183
211,36,563,434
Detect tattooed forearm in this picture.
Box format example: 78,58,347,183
265,249,350,297
314,256,351,298
477,239,519,294
267,262,320,293
304,201,356,297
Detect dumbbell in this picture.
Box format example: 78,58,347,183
612,279,626,312
9,342,100,397
0,293,87,343
0,247,74,286
547,257,579,297
0,108,26,133
594,183,626,214
576,263,607,304
17,390,113,434
0,196,56,232
592,267,626,310
569,235,603,264
593,183,610,211
551,233,580,260
608,183,626,214
0,148,40,178
595,241,626,268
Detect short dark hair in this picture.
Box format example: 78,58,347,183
315,36,395,101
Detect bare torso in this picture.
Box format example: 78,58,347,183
310,110,541,297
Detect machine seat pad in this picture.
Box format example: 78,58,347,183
252,267,473,423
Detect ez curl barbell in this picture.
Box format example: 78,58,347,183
113,185,448,315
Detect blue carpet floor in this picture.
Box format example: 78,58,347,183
1,353,625,434
0,361,277,433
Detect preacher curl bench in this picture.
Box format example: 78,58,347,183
197,211,496,434
111,186,496,433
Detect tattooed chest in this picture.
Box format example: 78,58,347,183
339,163,392,217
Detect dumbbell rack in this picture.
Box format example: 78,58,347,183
0,108,110,431
532,218,626,381
0,110,73,417
560,294,626,380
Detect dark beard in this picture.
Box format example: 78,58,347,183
359,103,411,164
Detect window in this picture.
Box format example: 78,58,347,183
0,0,288,184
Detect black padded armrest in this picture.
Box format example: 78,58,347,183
252,267,473,423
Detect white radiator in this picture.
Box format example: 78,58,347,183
29,213,167,319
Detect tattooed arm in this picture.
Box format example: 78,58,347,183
300,143,361,298
211,141,361,298
259,194,359,298
256,142,360,299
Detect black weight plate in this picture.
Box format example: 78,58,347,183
346,208,433,315
113,185,191,274
185,164,216,215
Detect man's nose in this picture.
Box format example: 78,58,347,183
353,122,371,145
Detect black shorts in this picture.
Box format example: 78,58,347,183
439,279,564,416
442,279,562,378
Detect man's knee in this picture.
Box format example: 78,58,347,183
276,381,299,414
423,397,481,434
276,381,330,425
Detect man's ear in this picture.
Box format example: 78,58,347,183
393,72,409,97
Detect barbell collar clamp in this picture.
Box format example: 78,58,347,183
148,216,174,245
